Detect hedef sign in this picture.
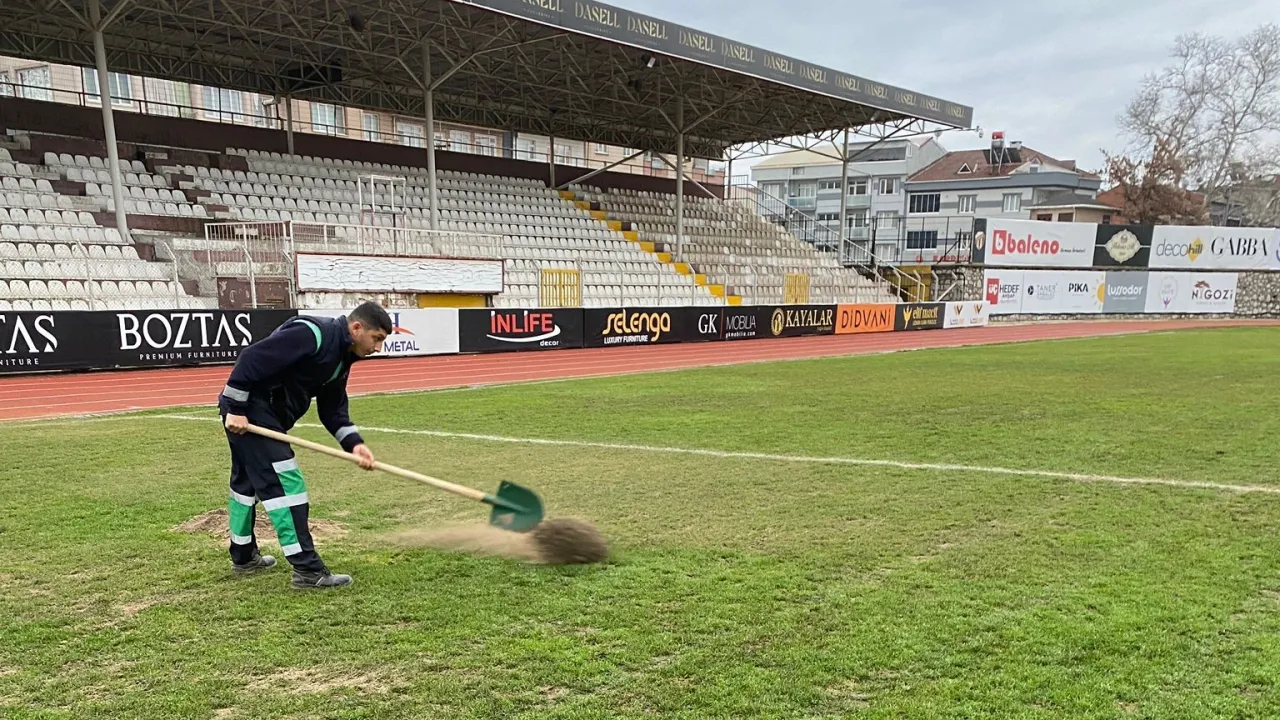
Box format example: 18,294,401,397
983,269,1025,314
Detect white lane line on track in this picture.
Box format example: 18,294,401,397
149,413,1280,497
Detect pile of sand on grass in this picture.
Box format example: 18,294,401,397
385,524,544,563
172,508,348,542
384,519,608,565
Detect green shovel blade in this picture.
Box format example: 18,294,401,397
483,480,544,533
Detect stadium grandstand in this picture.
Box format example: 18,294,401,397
0,0,972,311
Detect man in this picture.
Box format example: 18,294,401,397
217,301,392,589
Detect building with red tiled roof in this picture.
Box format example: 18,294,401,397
895,135,1103,264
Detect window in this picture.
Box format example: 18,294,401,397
82,68,132,106
818,180,842,191
1057,212,1075,222
875,211,899,229
450,130,470,153
363,113,380,142
1101,214,1113,225
144,77,181,117
18,66,52,101
250,95,272,127
1035,213,1053,221
796,183,817,198
1003,193,1022,213
848,179,868,196
957,163,972,175
791,167,806,176
516,138,538,161
593,143,608,155
906,230,939,250
311,103,343,135
434,132,448,150
556,143,584,166
846,210,868,228
395,119,425,148
957,195,977,214
202,87,242,122
908,193,941,214
0,72,11,97
816,213,839,222
877,177,898,195
475,136,497,157
955,231,974,249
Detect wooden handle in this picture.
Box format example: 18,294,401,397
242,423,487,503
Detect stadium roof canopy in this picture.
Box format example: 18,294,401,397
0,0,974,160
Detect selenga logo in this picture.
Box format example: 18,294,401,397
602,309,672,343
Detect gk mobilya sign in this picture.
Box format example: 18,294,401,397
459,0,972,127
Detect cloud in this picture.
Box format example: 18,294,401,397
610,0,1280,169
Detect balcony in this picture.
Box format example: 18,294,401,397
786,196,816,209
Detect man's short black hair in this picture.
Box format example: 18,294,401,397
349,300,393,334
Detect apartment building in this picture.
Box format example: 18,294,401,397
898,134,1102,263
748,137,947,253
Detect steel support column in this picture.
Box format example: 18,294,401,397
423,38,438,231
675,97,685,258
88,0,130,244
838,128,850,257
548,133,556,189
285,95,294,155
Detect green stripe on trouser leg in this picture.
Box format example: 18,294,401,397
228,492,256,546
266,459,308,556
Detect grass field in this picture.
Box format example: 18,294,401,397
2,327,1280,719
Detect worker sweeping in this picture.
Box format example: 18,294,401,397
217,301,392,590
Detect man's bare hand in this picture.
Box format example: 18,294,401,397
352,444,376,470
224,414,249,434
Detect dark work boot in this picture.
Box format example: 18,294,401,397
290,568,353,590
232,552,277,574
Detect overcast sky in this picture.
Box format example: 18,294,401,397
611,0,1280,173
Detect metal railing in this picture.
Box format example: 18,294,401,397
0,238,185,310
725,181,921,302
193,220,503,307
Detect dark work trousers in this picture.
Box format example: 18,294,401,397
221,404,326,573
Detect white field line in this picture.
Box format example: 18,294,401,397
151,413,1280,497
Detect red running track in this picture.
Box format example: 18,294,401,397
0,319,1274,422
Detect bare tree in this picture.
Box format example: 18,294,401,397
1113,23,1280,223
1104,137,1207,225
